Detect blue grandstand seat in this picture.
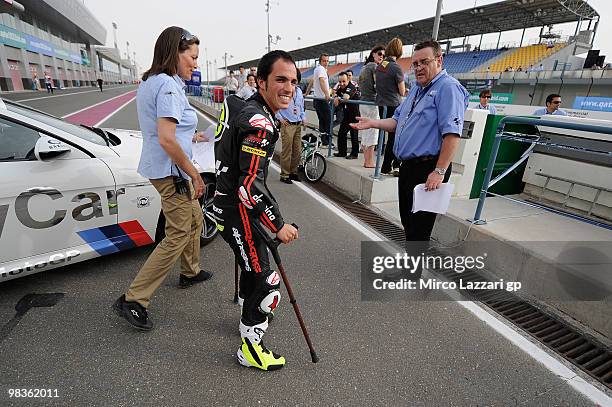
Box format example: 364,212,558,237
442,49,502,74
350,62,365,76
301,67,316,79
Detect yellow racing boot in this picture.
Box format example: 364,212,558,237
237,338,285,371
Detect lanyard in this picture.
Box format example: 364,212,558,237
407,83,433,118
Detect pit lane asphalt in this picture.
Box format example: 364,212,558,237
0,90,596,406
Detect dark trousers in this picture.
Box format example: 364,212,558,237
379,106,398,173
398,156,451,242
314,99,332,145
338,119,359,157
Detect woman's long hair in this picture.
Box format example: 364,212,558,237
142,26,199,81
365,44,385,64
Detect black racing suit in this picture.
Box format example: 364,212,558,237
213,93,284,327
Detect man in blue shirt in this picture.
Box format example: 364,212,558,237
477,89,497,115
533,94,568,116
276,70,306,183
352,39,469,242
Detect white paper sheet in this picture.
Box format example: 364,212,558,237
191,126,215,173
412,183,454,214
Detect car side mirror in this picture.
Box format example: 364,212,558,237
34,135,71,161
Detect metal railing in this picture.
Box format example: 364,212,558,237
187,86,394,180
305,96,389,179
472,116,612,229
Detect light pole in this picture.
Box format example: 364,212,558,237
266,0,271,52
112,22,118,49
432,0,443,40
347,19,353,36
126,41,130,63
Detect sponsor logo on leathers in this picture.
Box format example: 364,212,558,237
232,227,251,272
248,114,274,132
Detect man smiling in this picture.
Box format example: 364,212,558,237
213,50,299,371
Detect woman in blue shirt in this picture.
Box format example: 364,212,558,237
113,26,212,331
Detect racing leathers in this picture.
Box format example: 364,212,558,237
213,92,284,347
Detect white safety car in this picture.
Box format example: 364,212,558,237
0,99,217,283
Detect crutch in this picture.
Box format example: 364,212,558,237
251,220,319,363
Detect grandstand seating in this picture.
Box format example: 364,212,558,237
301,66,316,79
442,49,502,73
486,43,566,72
350,62,365,76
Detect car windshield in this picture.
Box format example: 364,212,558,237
4,101,109,146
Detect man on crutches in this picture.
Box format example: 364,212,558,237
213,50,299,371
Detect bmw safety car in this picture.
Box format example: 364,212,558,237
0,98,217,283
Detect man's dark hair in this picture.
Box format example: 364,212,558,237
545,93,561,105
414,39,443,57
479,89,492,98
229,70,234,75
346,69,353,75
319,53,329,63
246,73,256,81
142,26,199,81
365,44,385,64
338,71,348,79
297,69,301,83
256,50,297,84
239,65,244,69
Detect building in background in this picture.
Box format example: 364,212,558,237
0,0,135,91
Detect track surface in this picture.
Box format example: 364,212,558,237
0,88,599,406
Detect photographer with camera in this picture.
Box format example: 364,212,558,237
113,27,213,331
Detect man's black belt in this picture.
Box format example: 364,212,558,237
399,155,438,164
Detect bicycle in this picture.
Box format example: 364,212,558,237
299,131,327,182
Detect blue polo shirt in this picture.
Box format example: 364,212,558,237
392,70,469,160
477,103,497,115
136,73,197,180
532,107,568,116
276,86,305,122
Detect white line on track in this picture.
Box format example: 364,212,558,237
61,89,136,118
268,159,612,406
193,104,612,403
10,85,134,103
94,95,137,128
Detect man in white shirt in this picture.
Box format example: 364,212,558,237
306,53,332,145
237,66,247,89
236,74,257,99
533,93,568,116
225,70,239,94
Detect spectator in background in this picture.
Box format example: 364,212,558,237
375,37,406,176
32,72,38,90
97,77,104,92
533,93,568,116
333,71,361,159
306,53,332,146
276,69,305,184
249,66,257,77
236,74,257,99
346,69,358,87
476,89,496,114
44,71,53,94
237,65,247,89
358,44,385,168
225,70,239,94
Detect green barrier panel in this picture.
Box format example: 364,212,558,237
469,114,535,199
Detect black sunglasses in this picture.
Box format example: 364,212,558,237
376,51,385,56
482,95,491,99
180,29,197,42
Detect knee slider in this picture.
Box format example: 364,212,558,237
258,270,281,314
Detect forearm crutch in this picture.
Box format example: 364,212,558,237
252,220,319,363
